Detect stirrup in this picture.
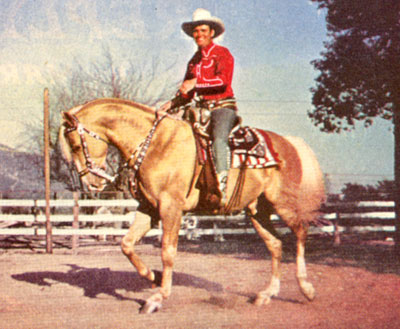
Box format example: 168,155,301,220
217,171,228,206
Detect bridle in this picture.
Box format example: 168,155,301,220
64,116,116,184
63,112,167,194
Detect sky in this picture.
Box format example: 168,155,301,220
0,0,394,193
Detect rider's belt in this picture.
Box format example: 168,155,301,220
197,98,237,111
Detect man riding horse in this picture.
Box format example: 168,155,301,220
58,9,325,313
159,8,238,206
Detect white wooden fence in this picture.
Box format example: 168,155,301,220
0,199,396,245
0,199,138,236
322,200,395,244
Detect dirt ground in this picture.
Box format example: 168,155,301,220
1,235,399,329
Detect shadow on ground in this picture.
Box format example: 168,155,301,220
11,264,223,304
304,235,400,275
176,234,400,276
3,232,399,278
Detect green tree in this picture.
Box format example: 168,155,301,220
341,180,394,201
309,0,400,252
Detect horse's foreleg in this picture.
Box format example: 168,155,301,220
121,211,155,282
249,207,282,306
294,222,315,301
141,196,182,314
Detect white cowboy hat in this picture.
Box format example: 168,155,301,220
181,8,225,38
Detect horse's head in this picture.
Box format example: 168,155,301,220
59,111,112,192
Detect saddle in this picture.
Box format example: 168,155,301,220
182,105,280,212
183,106,279,169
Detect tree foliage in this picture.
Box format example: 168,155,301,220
26,46,179,154
25,46,179,188
311,1,400,251
341,180,394,201
309,0,400,132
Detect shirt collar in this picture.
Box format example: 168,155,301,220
200,42,216,57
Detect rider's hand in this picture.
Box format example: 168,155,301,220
180,78,197,95
158,100,172,114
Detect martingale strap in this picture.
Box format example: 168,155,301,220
195,97,237,111
124,112,167,195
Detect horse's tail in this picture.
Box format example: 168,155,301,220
285,136,326,221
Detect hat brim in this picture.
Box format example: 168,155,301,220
182,20,225,38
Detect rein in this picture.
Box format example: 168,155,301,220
64,112,167,193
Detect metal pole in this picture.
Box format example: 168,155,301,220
44,88,53,253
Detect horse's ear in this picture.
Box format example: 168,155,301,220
62,111,75,128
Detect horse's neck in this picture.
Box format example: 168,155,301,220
98,107,156,159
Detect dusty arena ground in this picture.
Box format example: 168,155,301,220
1,235,399,329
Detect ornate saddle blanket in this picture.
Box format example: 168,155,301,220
194,125,279,169
229,126,279,169
192,125,280,212
182,106,279,169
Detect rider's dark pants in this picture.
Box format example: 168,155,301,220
210,107,238,173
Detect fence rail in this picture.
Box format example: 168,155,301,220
0,199,140,207
0,199,397,248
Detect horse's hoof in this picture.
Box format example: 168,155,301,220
139,300,162,314
300,281,315,301
303,288,315,301
254,295,272,306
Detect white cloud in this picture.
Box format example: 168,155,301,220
0,64,20,84
0,64,44,85
65,0,104,40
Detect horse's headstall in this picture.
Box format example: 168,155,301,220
62,114,80,135
63,123,77,135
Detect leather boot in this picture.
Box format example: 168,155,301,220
216,170,228,206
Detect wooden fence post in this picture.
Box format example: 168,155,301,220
44,88,53,254
333,211,341,245
72,191,80,252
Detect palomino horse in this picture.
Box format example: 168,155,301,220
59,98,325,313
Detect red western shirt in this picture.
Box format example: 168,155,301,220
184,42,235,101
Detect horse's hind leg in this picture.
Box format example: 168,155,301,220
292,220,315,301
248,200,282,306
274,205,316,301
121,211,155,282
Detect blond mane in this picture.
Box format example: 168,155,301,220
68,98,156,116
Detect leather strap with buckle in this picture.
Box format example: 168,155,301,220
195,97,237,111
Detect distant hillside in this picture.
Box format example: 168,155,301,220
0,120,25,150
0,145,45,196
0,145,110,198
0,144,15,152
